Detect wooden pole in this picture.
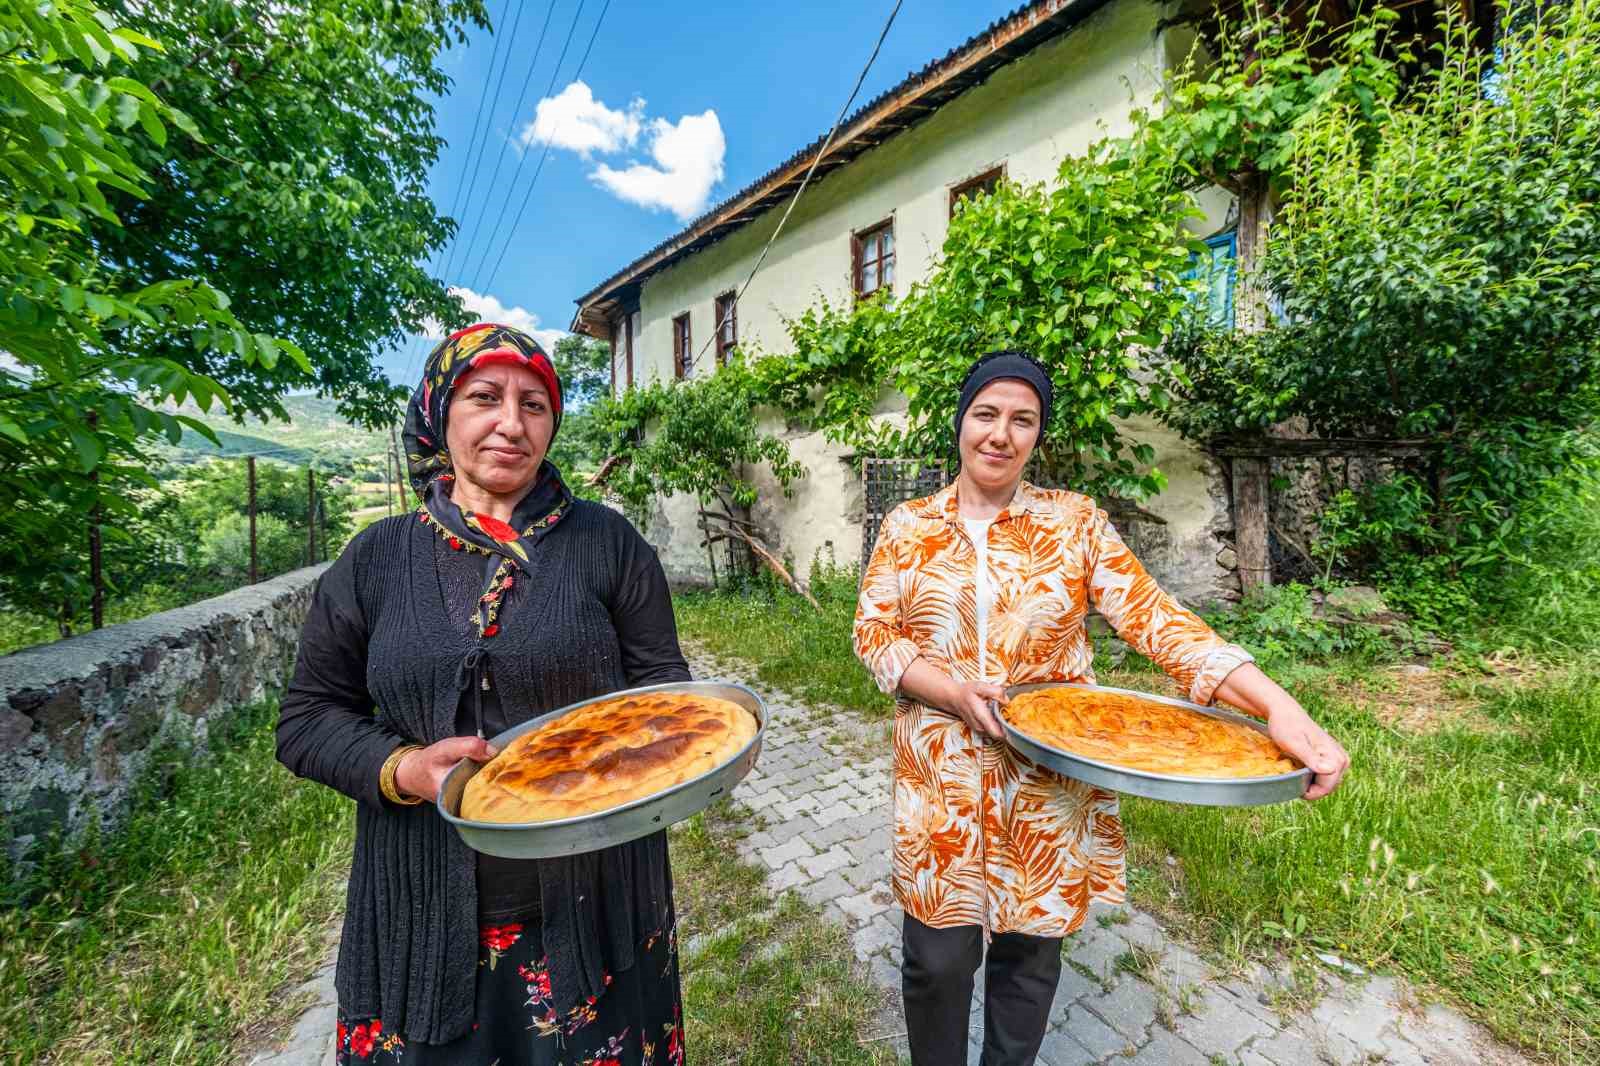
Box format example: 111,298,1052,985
87,410,103,629
306,467,316,566
247,456,259,584
389,423,407,509
383,448,394,516
1232,457,1271,594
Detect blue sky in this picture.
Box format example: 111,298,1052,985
382,0,1020,386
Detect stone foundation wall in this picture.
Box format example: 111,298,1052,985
0,565,328,862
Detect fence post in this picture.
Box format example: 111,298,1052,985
87,410,103,629
1231,457,1271,594
89,496,103,630
306,467,316,566
247,456,259,584
384,448,394,516
389,422,406,509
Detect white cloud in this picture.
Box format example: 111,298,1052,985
521,81,644,156
423,287,567,353
590,110,726,221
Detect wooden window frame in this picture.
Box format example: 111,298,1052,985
949,164,1005,217
851,217,895,300
672,312,691,379
714,291,738,366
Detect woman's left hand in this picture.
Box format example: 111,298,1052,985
1267,706,1350,801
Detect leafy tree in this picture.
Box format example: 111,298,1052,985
95,0,487,427
546,333,613,479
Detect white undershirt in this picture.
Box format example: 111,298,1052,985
962,517,995,681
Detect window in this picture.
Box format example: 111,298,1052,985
852,219,895,299
950,166,1004,217
672,312,692,379
1181,231,1237,329
714,291,738,366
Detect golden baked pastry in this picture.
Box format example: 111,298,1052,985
461,691,758,823
1006,687,1296,778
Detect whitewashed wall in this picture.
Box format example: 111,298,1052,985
613,0,1240,604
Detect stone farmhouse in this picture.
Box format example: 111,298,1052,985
571,0,1246,605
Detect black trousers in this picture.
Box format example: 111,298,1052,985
901,913,1062,1066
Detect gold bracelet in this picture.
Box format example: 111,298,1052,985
380,744,425,806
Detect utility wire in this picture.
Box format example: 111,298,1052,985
435,0,534,291
473,0,612,296
688,0,904,375
448,0,565,294
428,0,513,281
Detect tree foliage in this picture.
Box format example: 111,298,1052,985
96,0,486,427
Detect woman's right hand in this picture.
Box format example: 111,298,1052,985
394,736,499,802
948,680,1009,739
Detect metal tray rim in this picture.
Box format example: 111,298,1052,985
1001,680,1309,788
435,680,766,833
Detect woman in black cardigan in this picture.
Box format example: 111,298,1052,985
277,323,691,1065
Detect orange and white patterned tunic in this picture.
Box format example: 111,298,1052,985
853,481,1253,938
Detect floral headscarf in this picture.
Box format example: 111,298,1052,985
401,322,573,676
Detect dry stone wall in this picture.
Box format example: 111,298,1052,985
0,564,328,864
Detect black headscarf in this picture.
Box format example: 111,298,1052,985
953,348,1054,445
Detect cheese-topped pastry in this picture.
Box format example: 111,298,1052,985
1006,686,1296,779
461,691,758,823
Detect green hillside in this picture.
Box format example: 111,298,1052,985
160,394,401,478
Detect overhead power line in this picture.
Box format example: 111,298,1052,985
448,0,566,294
434,0,534,291
689,0,905,375
473,0,611,292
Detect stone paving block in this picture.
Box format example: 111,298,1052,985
798,870,854,908
1055,1005,1131,1060
766,861,809,893
811,800,862,829
1066,925,1127,984
1310,986,1400,1059
1154,941,1212,993
852,913,899,959
758,835,815,869
807,818,862,848
867,952,900,992
776,794,824,819
799,843,851,878
1123,1029,1211,1066
1248,1024,1324,1062
758,814,819,848
840,855,892,891
1036,1030,1096,1066
1083,976,1159,1042
837,887,893,926
1172,989,1278,1053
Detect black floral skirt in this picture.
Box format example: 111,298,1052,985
335,918,684,1065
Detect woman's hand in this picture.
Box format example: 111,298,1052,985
1267,707,1350,801
898,657,1009,739
949,681,1009,740
1216,663,1349,801
395,736,499,802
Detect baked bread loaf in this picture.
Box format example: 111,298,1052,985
461,690,758,823
1006,686,1296,778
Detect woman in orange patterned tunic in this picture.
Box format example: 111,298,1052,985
854,350,1348,1066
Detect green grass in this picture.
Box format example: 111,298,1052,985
0,698,892,1065
674,581,1600,1064
670,805,895,1064
0,701,353,1065
1113,663,1599,1063
673,566,892,718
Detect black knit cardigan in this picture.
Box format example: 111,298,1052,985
275,501,690,1044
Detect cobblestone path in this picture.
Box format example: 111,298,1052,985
686,646,1530,1066
249,645,1529,1066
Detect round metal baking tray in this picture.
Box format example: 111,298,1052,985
1001,682,1309,807
436,681,765,858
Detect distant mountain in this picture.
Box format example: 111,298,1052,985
159,394,402,474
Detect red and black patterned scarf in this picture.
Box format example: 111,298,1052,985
402,323,574,732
